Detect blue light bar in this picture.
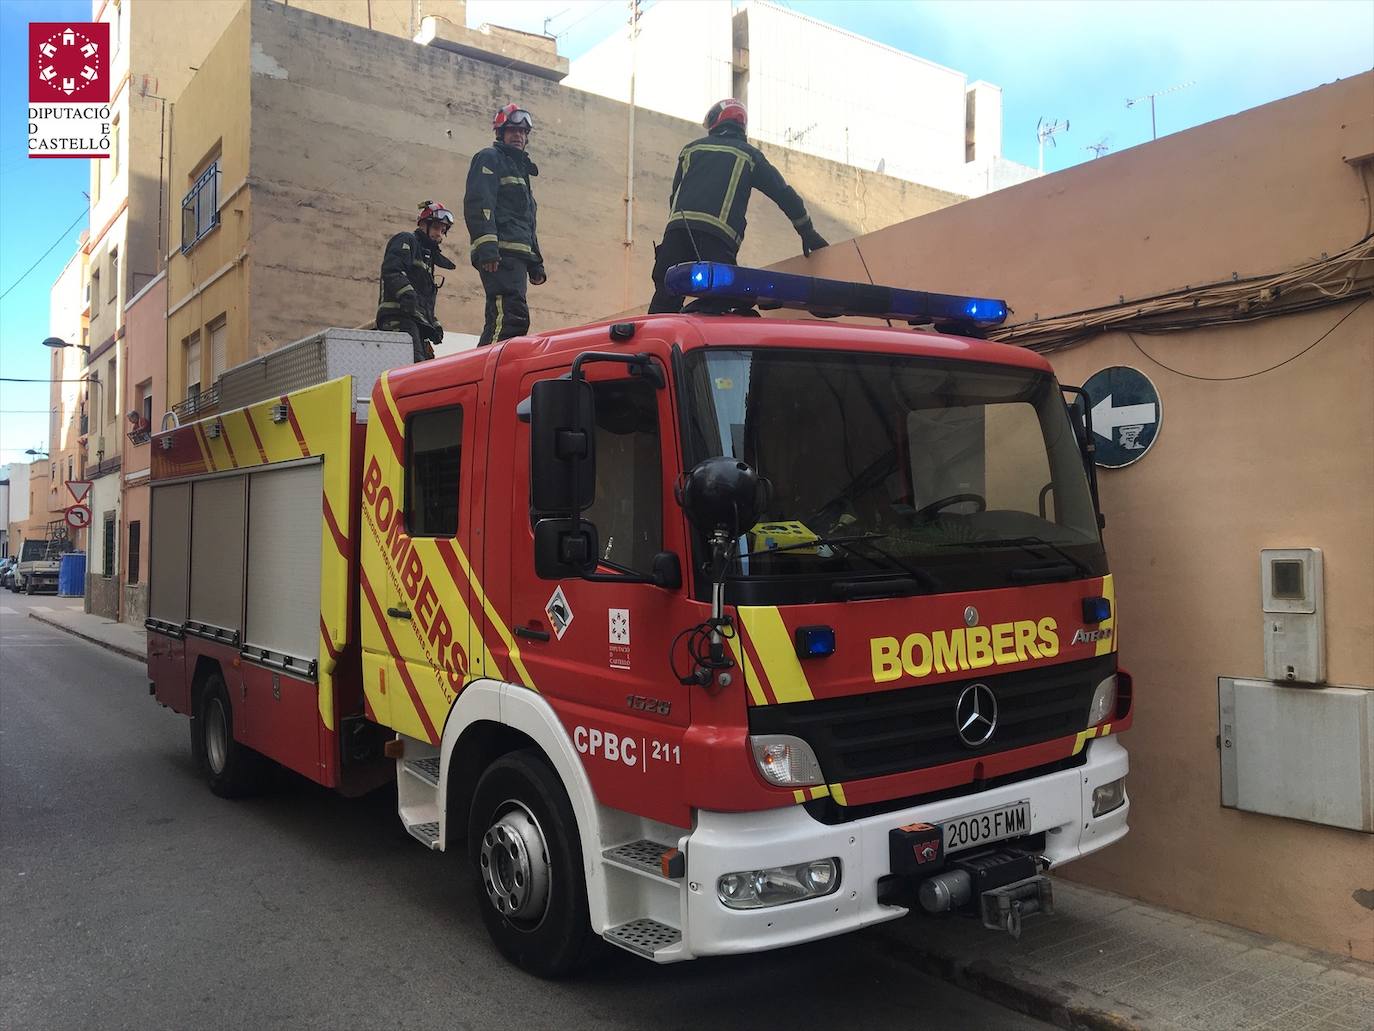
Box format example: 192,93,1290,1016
665,262,1008,327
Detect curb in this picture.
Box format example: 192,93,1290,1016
868,925,1155,1031
28,611,145,663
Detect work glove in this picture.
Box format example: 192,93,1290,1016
432,322,445,342
800,225,829,257
473,239,500,271
529,264,547,286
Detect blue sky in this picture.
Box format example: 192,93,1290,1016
2,0,1371,462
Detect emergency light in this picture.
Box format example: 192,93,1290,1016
665,262,1008,328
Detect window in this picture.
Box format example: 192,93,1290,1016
106,357,117,422
108,248,118,307
90,268,100,309
584,378,663,574
127,521,140,585
102,511,116,578
67,457,73,482
184,332,201,400
405,406,463,537
181,156,221,252
111,115,120,175
207,315,227,381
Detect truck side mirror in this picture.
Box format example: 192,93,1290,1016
533,518,599,579
530,378,596,514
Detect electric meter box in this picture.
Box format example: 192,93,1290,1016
1260,548,1324,684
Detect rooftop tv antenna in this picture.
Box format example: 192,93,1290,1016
1085,137,1111,159
1126,81,1195,141
1036,117,1069,174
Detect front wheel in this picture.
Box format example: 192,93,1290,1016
467,750,596,978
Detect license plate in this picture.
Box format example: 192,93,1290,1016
942,801,1031,854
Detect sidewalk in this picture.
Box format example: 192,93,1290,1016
26,598,146,662
873,878,1374,1031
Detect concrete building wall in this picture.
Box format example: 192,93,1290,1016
121,273,165,624
47,245,89,553
169,0,960,375
772,72,1374,961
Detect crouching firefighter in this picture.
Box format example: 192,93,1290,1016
649,98,829,314
464,103,547,346
376,201,457,362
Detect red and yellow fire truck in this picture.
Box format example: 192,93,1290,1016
147,264,1132,976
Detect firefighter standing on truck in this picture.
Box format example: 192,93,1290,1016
648,99,829,314
464,103,547,346
376,201,457,362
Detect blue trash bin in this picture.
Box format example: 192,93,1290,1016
59,552,86,596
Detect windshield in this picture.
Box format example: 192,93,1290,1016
681,347,1105,603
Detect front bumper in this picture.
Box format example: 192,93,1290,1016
677,735,1128,959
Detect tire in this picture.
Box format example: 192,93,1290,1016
193,672,265,798
467,749,596,978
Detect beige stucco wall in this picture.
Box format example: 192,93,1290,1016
775,72,1374,961
235,0,961,358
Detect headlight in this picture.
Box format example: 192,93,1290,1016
717,858,841,909
1087,674,1118,726
750,734,824,787
1092,777,1127,816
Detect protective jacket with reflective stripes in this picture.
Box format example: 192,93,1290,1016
665,123,816,249
376,229,454,329
463,142,544,274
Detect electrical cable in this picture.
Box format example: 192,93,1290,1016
0,207,90,303
1125,296,1370,383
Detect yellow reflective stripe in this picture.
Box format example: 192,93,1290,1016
1096,573,1116,657
808,785,830,801
395,284,416,296
1072,727,1099,756
470,234,497,254
482,208,491,220
674,211,741,243
499,176,526,186
498,241,534,254
738,606,813,703
830,783,848,806
725,633,768,706
719,152,747,223
492,294,504,342
481,166,494,174
681,142,755,169
793,790,806,804
442,538,537,691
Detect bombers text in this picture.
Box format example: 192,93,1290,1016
871,618,1059,682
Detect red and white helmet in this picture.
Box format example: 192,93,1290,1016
493,103,534,137
704,98,747,132
416,200,455,228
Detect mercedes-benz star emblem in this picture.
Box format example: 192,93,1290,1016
955,683,998,747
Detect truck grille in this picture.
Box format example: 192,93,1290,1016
748,654,1114,783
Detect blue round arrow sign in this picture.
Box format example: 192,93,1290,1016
1081,366,1162,468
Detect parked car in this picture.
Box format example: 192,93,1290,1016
0,557,16,590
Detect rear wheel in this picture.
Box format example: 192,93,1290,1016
467,749,596,978
193,673,264,798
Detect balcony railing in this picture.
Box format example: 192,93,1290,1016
172,385,220,421
127,426,151,446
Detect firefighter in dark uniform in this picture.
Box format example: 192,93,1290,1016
649,99,829,314
376,201,457,362
464,104,546,346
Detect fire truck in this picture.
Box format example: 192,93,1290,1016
146,263,1132,977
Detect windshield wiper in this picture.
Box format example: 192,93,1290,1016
739,534,942,592
956,535,1092,577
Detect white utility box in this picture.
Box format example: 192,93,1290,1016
1260,548,1325,683
1218,677,1373,832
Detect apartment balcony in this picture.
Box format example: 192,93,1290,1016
171,385,221,422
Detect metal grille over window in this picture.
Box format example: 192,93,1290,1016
405,406,463,537
181,160,220,252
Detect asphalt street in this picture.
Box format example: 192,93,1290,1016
0,593,1049,1030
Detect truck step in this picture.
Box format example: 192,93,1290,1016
403,756,441,787
406,820,441,849
604,918,681,959
602,839,678,878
